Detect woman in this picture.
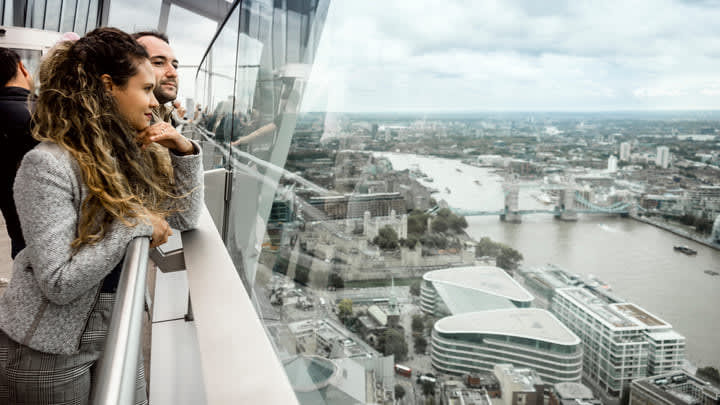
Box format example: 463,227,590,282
0,28,203,404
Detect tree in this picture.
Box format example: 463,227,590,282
328,273,344,289
400,237,419,249
424,315,436,334
496,246,523,271
474,237,524,271
421,380,435,397
431,208,468,234
407,211,429,236
394,384,406,400
409,280,421,296
697,366,720,385
414,335,428,354
294,266,310,285
475,237,501,257
430,215,449,233
383,328,408,361
449,214,468,233
338,298,353,322
412,314,425,334
373,225,400,250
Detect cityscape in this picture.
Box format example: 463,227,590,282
3,0,720,404
240,110,720,405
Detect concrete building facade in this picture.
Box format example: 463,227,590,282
620,142,632,161
431,309,583,384
552,287,685,398
657,146,671,169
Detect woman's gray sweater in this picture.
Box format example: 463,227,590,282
0,141,203,354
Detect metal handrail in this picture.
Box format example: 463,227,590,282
90,237,151,404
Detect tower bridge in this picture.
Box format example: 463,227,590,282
449,181,637,222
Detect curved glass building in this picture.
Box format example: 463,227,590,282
420,266,534,317
431,308,583,384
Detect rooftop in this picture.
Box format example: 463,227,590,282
424,266,534,305
645,329,686,342
554,382,594,399
435,308,581,346
633,370,720,404
556,287,673,331
494,364,543,392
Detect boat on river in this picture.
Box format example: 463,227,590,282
674,245,697,255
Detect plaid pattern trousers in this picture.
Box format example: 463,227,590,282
0,293,148,405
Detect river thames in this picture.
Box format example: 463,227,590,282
379,152,720,370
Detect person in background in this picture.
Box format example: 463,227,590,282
133,31,183,126
0,48,37,259
0,28,203,404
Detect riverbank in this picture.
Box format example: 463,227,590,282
631,214,720,251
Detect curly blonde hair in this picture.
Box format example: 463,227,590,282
33,28,178,247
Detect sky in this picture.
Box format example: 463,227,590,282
300,0,720,112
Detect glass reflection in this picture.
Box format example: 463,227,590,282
60,0,77,32
192,0,345,402
43,0,61,31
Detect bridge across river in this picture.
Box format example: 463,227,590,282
441,183,639,222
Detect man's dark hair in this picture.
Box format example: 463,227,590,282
0,47,21,87
132,31,170,44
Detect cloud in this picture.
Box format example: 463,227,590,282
301,0,720,111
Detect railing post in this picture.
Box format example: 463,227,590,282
90,237,151,404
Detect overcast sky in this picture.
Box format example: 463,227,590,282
301,0,720,112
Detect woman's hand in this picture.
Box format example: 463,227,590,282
147,212,172,248
138,122,194,155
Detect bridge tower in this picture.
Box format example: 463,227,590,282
556,187,578,221
501,184,522,223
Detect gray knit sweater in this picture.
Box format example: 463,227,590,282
0,141,203,354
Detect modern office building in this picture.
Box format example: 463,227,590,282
608,155,618,172
552,287,685,398
620,142,632,161
629,370,720,405
431,308,583,384
657,146,671,169
420,266,534,317
686,185,720,220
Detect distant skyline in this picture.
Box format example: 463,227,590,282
301,0,720,113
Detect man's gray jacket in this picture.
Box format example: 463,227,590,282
0,141,203,354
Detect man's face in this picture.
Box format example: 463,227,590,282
136,35,178,104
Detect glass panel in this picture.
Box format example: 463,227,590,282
1,0,6,26
194,3,240,170
106,0,162,33
164,4,216,107
192,1,340,402
85,0,98,32
73,0,89,33
44,0,62,31
10,48,43,82
60,0,78,32
196,0,719,403
31,0,46,28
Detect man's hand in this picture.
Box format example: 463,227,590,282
137,122,194,155
173,101,187,119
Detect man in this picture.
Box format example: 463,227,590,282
0,48,37,258
132,31,185,125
